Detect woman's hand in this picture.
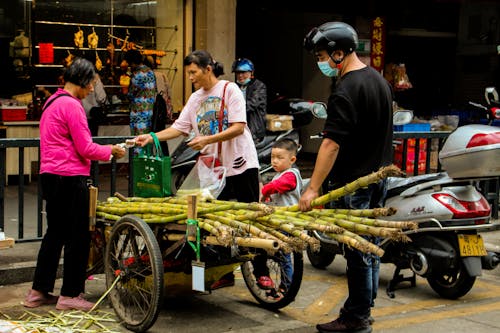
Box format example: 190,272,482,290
135,133,153,147
188,135,211,150
111,144,126,159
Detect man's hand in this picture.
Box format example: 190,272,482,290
188,135,211,150
299,187,319,212
135,133,153,147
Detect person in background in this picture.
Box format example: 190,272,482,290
260,138,303,297
24,58,125,311
145,55,174,155
123,49,157,154
301,22,393,333
134,50,260,289
81,52,107,136
232,58,267,143
145,55,174,126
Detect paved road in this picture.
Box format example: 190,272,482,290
1,250,499,333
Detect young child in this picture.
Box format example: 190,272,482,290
261,138,303,205
260,138,303,296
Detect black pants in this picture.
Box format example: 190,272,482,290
218,167,259,203
32,174,90,297
217,168,264,278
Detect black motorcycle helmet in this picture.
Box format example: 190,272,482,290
304,21,358,55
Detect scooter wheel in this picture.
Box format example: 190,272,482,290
426,260,476,299
306,240,337,269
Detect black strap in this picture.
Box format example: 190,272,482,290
41,93,73,113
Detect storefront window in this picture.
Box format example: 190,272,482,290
4,0,161,119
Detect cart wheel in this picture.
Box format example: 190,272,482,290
241,250,303,310
105,215,164,332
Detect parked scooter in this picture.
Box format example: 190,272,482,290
306,88,500,300
169,98,326,193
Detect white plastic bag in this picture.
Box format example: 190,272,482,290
177,154,226,199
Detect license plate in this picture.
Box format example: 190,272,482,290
457,234,487,257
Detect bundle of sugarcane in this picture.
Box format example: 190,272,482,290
96,165,416,256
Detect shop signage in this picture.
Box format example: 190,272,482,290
370,17,385,73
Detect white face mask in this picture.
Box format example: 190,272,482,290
317,60,339,77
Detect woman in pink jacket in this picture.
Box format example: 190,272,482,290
24,58,125,311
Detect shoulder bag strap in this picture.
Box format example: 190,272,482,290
218,81,230,161
41,93,73,113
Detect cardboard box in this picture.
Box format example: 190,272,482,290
266,114,293,131
0,237,15,250
0,105,27,121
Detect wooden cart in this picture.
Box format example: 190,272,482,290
87,195,304,332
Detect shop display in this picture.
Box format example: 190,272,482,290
74,27,84,48
88,27,99,49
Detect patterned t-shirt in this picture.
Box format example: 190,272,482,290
172,80,259,177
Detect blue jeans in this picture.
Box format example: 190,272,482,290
328,179,387,322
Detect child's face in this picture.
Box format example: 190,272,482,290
270,147,296,173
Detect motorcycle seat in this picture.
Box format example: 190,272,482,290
387,172,448,197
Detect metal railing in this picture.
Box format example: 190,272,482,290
0,136,133,242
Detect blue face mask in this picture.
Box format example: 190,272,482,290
238,78,251,85
317,61,339,77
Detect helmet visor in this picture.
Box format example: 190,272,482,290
304,27,331,52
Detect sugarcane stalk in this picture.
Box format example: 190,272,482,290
253,222,303,252
256,215,320,251
205,213,277,241
316,207,397,217
310,210,418,230
270,210,344,234
284,165,403,211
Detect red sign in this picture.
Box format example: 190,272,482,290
370,17,385,73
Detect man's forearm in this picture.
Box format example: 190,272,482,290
308,138,339,192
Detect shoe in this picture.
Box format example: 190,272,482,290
266,289,284,301
56,294,95,311
210,276,235,290
24,289,59,308
257,276,274,290
316,317,372,333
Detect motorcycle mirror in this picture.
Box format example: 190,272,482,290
311,102,327,119
485,87,499,105
393,110,414,125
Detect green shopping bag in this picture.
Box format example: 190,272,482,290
132,132,172,197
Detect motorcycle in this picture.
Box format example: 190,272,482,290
306,88,500,300
169,97,327,193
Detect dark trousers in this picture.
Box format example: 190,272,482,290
218,167,260,203
32,174,90,297
329,180,387,322
217,168,261,277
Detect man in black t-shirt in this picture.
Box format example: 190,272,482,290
300,22,393,333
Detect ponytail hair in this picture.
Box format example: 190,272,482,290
184,50,225,77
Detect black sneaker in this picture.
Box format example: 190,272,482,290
316,317,372,333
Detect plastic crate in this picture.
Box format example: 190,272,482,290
394,123,431,132
0,106,27,121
